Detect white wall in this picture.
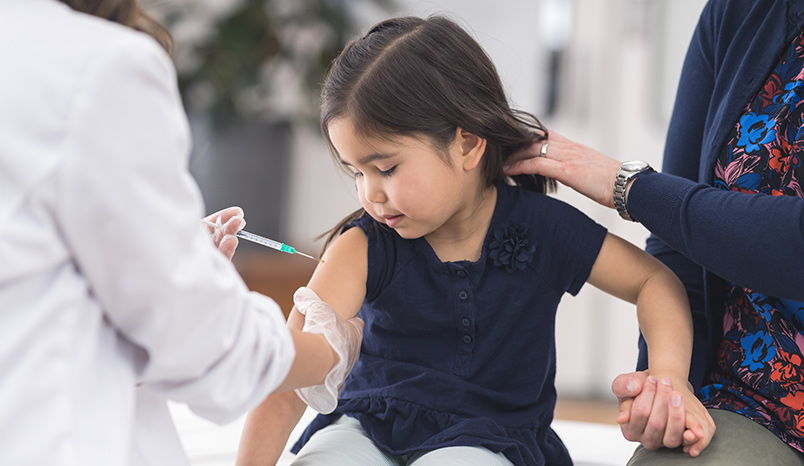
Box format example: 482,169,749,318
284,0,707,397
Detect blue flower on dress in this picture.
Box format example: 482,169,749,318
747,291,775,323
774,80,803,111
737,112,777,153
779,297,804,333
741,331,777,371
487,222,537,273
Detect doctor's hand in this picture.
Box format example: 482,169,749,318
503,131,621,209
613,371,713,456
204,206,245,260
293,287,364,414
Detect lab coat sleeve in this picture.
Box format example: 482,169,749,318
54,32,295,424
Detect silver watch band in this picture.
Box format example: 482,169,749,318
613,161,653,222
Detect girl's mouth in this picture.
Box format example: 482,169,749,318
383,214,404,228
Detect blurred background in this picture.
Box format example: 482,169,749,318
148,0,707,405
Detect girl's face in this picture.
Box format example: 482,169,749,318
328,118,486,240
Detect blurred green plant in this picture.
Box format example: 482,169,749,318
153,0,395,129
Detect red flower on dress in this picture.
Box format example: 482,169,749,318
715,339,740,370
768,140,800,173
732,291,761,327
781,390,804,410
771,349,804,386
777,403,796,427
758,75,783,107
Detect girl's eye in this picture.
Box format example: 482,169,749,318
379,166,396,177
351,170,363,179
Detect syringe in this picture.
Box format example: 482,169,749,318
201,219,322,263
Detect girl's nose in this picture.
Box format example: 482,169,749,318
363,178,387,205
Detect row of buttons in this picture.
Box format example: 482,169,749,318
455,267,473,345
454,267,473,374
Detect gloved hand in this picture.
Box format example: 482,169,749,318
293,287,364,414
203,206,245,260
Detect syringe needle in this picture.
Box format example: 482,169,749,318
293,250,321,262
200,219,323,263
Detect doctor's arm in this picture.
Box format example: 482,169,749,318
201,205,365,397
55,34,353,424
236,227,368,466
586,233,715,456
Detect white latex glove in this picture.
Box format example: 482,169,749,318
293,287,364,414
203,206,245,260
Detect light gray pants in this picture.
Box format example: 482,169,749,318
627,408,804,466
290,415,514,466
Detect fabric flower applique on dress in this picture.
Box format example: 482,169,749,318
487,222,537,273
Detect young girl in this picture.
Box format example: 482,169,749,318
235,15,714,466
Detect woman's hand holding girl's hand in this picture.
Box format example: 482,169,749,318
503,131,622,209
613,371,715,457
203,206,246,260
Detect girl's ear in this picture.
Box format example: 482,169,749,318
455,127,487,171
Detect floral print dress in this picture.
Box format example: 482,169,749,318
700,29,804,450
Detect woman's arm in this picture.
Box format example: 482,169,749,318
587,233,715,456
236,227,368,465
629,172,804,301
505,133,804,301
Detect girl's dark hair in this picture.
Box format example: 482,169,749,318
320,15,554,251
59,0,173,54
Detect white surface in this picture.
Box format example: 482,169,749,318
171,403,637,466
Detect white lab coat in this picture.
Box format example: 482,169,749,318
0,1,296,464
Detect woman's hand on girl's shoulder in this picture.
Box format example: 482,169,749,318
504,131,621,209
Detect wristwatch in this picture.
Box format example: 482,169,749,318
613,160,654,222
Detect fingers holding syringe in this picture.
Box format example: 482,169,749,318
204,206,245,260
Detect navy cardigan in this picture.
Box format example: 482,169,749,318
627,0,804,389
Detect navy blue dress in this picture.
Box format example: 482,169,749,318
293,184,607,465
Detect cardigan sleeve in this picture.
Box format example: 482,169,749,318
629,172,804,302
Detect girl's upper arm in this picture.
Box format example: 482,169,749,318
287,227,368,330
587,232,668,305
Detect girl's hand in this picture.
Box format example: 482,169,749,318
675,381,715,457
203,206,245,260
504,131,622,209
614,372,715,457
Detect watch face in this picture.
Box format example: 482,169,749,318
622,160,649,172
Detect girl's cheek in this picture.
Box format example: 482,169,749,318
356,187,371,211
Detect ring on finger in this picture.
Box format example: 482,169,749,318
540,143,549,157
